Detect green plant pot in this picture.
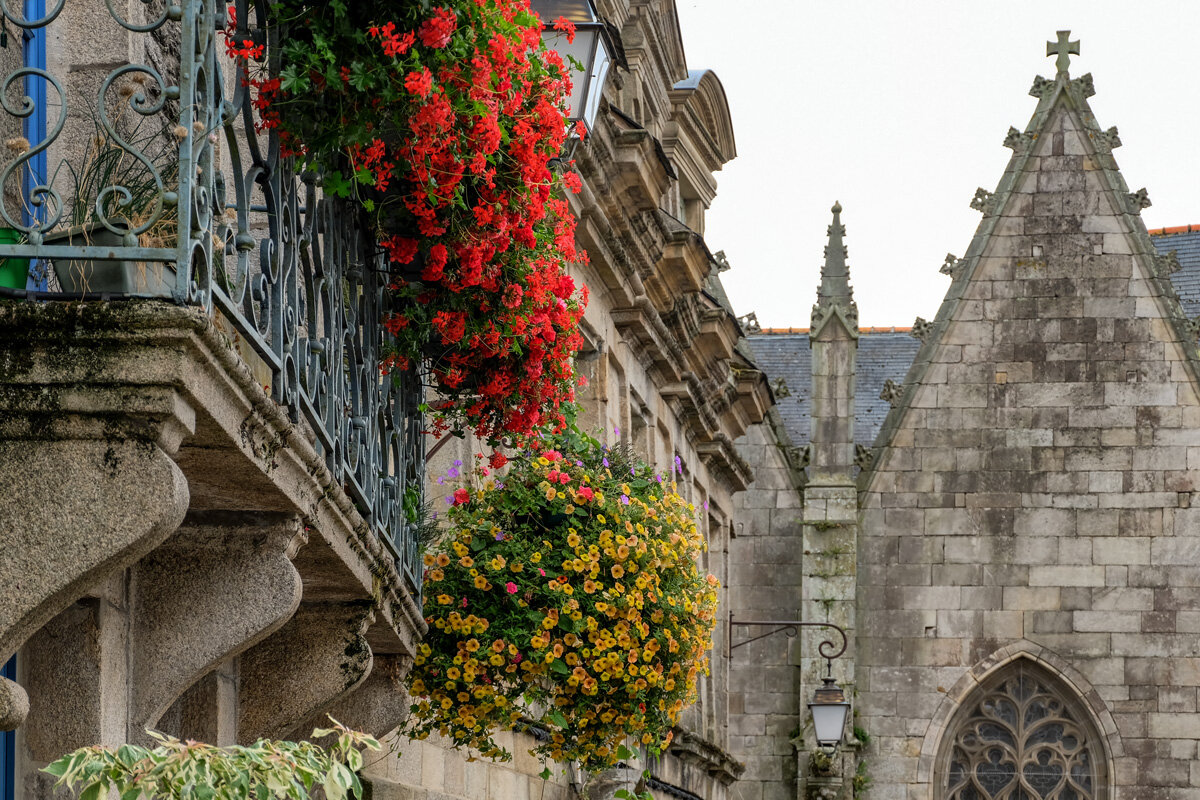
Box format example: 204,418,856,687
47,219,175,296
0,227,29,289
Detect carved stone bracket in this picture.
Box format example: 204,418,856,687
737,311,762,333
129,515,307,740
1127,188,1152,214
238,602,375,742
854,444,874,469
772,376,792,398
790,444,811,470
1154,250,1181,276
1073,72,1095,98
970,189,995,214
880,379,904,407
1003,126,1033,152
1029,75,1054,98
911,317,933,340
1095,126,1121,151
1183,317,1200,340
941,254,963,276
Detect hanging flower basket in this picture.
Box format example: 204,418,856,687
231,0,590,442
404,424,720,770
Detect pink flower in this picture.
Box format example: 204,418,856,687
538,567,546,576
453,488,470,505
506,581,518,594
578,487,594,501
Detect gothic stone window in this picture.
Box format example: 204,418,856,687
938,661,1105,800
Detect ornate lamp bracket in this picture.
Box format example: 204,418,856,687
727,612,848,663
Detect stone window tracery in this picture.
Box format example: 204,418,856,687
940,662,1104,800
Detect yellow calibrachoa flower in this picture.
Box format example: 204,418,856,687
404,422,719,771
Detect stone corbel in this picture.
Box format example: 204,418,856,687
237,602,375,742
129,513,308,741
291,654,412,740
0,386,195,731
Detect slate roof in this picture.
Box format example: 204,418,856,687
747,230,1200,451
744,329,922,449
1151,227,1200,317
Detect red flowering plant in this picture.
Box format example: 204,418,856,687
405,421,720,769
228,0,590,441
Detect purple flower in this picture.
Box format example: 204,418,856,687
602,457,609,467
656,474,663,483
447,467,459,479
437,476,445,485
454,459,462,467
630,467,636,476
614,426,620,437
620,495,630,505
444,495,455,505
576,460,584,467
495,531,506,541
703,500,710,510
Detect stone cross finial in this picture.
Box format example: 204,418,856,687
1047,31,1079,75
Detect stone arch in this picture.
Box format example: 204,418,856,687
916,641,1120,799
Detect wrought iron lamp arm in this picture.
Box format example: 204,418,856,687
727,612,848,662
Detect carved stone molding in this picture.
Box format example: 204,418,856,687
880,379,904,407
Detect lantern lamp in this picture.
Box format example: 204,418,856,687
808,675,851,753
530,0,614,136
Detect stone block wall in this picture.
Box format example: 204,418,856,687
728,419,806,800
858,81,1200,799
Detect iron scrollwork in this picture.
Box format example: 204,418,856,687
0,0,425,591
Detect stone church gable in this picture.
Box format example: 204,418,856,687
853,52,1200,798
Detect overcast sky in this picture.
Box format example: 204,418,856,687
673,1,1200,328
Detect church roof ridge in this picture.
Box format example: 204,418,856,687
1149,224,1200,236
755,326,912,335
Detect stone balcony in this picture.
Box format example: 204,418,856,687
0,3,425,794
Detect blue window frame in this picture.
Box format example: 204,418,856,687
0,655,13,800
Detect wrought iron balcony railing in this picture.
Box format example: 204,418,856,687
0,0,424,592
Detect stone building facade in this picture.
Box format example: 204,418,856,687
371,1,776,798
735,37,1200,800
0,3,778,800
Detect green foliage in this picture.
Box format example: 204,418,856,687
809,750,833,776
44,721,380,800
852,725,871,747
852,759,872,797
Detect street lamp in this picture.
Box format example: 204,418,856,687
530,0,613,135
808,674,851,753
728,613,851,752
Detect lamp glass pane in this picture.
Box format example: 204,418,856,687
529,0,597,23
581,37,610,130
541,27,597,122
809,702,849,747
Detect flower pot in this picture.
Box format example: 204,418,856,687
0,227,29,289
48,219,175,296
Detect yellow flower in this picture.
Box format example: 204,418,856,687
545,487,557,500
465,639,480,652
437,594,452,605
567,532,581,547
611,565,625,579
